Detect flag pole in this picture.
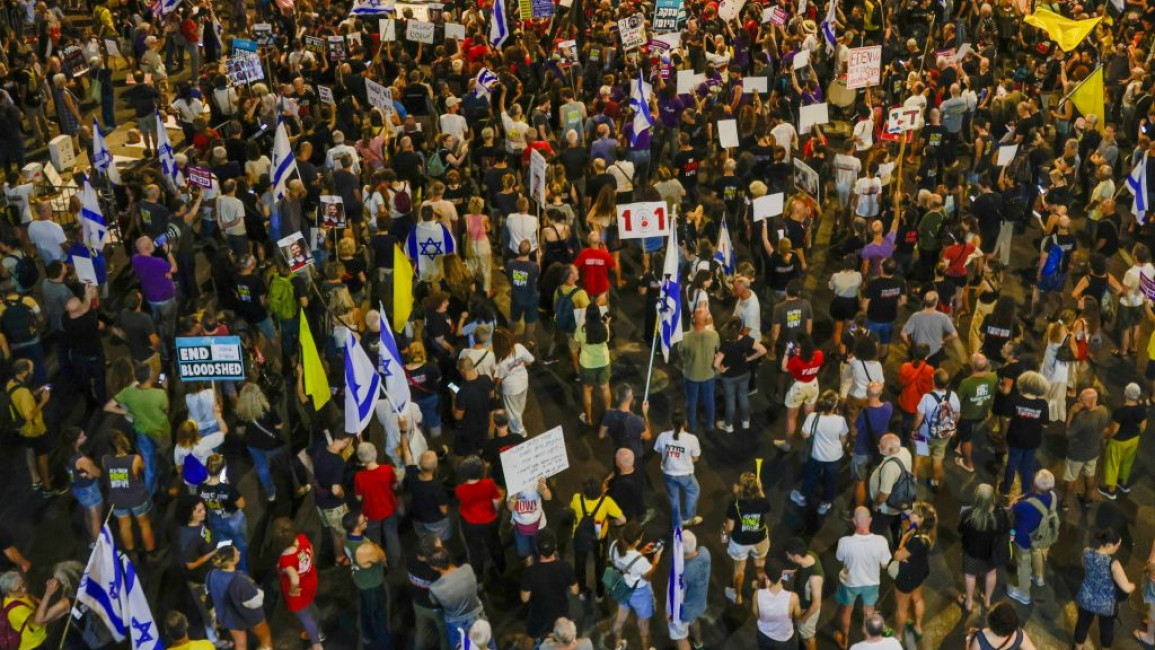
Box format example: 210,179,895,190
59,510,116,650
643,310,660,403
1053,64,1104,110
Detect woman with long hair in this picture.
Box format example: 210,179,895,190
753,558,802,650
969,261,1005,354
790,390,847,515
608,521,665,650
891,501,937,640
653,410,703,527
898,343,935,437
781,333,824,449
1041,310,1078,421
575,303,612,427
686,268,714,319
967,601,1037,650
722,472,772,606
1074,527,1135,650
464,196,493,297
492,326,536,436
715,318,767,432
235,382,302,502
957,483,1011,612
587,184,626,288
173,418,225,491
103,430,155,554
977,294,1020,364
404,342,443,440
63,428,102,544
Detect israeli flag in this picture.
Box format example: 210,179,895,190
78,181,108,250
345,330,382,435
473,67,499,98
821,0,837,53
659,221,683,361
92,119,121,185
489,0,509,49
666,526,685,627
714,217,735,275
350,0,393,15
630,69,653,147
76,525,163,650
271,116,299,202
159,0,181,15
378,304,411,410
405,220,456,279
156,111,179,189
1128,153,1148,224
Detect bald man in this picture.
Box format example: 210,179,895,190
835,507,892,648
130,234,178,341
868,433,912,543
607,447,646,523
901,291,957,367
955,353,997,473
1062,388,1110,510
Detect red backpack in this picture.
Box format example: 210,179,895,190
0,599,31,650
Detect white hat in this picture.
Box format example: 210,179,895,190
445,96,461,108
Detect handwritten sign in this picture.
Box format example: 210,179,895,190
847,45,882,90
444,22,466,40
653,0,682,33
619,14,646,51
318,85,334,105
500,426,570,495
406,20,435,44
366,79,392,113
616,202,670,239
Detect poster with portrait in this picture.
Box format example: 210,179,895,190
327,36,347,61
278,232,314,273
320,195,346,228
793,159,820,199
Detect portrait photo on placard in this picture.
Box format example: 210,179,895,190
278,232,314,273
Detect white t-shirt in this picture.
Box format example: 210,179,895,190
217,195,246,235
848,359,884,399
835,532,891,588
610,545,652,588
507,213,539,254
735,294,762,340
509,489,547,528
459,346,496,379
376,400,426,468
770,123,797,160
1122,263,1155,307
440,113,468,142
28,220,67,264
495,344,534,395
801,413,848,462
853,177,882,217
654,430,701,476
853,118,875,151
849,638,903,650
173,431,224,484
833,154,862,188
4,183,34,223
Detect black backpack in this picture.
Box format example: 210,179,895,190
573,494,607,553
1,298,36,345
0,382,28,439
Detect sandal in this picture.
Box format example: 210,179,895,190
955,457,975,473
956,594,973,612
1135,630,1154,646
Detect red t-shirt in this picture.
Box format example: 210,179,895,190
278,534,317,613
455,479,501,525
786,350,824,383
574,247,615,297
354,465,397,520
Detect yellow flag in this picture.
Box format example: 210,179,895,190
1069,67,1105,133
298,308,331,409
1024,9,1101,52
393,244,413,333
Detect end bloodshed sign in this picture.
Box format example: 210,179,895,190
176,336,246,381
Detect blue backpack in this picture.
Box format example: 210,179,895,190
183,454,209,485
1040,235,1063,278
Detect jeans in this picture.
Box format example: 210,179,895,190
176,253,198,304
413,603,449,650
627,148,652,185
247,445,285,498
148,297,177,344
1001,446,1036,495
364,515,402,572
663,473,700,526
135,431,160,497
414,392,441,431
294,602,323,645
254,316,276,342
801,458,840,504
209,510,249,572
358,584,392,649
719,374,751,426
280,317,300,366
683,378,716,433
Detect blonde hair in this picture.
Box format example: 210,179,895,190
337,237,357,258
235,383,271,422
468,196,485,214
175,420,200,448
406,341,428,365
734,471,763,499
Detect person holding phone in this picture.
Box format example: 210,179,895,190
607,521,663,650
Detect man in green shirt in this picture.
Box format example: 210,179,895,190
104,363,169,496
915,194,947,281
955,353,997,473
682,308,720,433
342,511,389,647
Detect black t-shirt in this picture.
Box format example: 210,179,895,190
601,409,646,462
674,148,702,189
244,411,283,451
124,83,160,118
1112,404,1147,443
64,310,102,357
197,481,240,516
559,147,588,181
1004,394,1049,449
507,259,540,304
233,273,269,323
406,554,440,609
456,376,495,454
521,560,578,637
312,448,346,509
607,470,645,520
482,433,520,488
405,472,450,523
980,317,1018,361
719,337,754,378
178,524,214,581
119,308,157,362
726,497,771,545
138,200,172,239
369,232,397,270
865,275,905,323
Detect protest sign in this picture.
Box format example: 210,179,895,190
996,144,1019,167
73,256,98,285
717,119,739,148
743,77,768,93
794,159,820,199
793,48,810,70
253,23,274,45
320,195,346,227
532,0,553,18
232,38,258,53
176,336,246,381
63,46,88,77
187,165,214,189
406,20,435,44
619,15,646,50
718,0,745,21
278,233,315,272
366,79,393,112
653,0,681,33
616,202,670,239
226,53,264,84
379,19,396,41
444,22,466,39
529,149,548,205
799,102,829,134
304,35,325,53
846,45,882,90
327,35,348,60
318,86,334,105
753,193,785,221
762,6,786,23
500,426,570,495
886,105,923,133
103,38,121,58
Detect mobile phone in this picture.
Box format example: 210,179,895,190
651,539,665,553
42,384,52,391
158,373,167,384
782,569,796,581
448,382,460,394
154,234,168,248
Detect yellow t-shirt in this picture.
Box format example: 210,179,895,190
6,381,44,437
171,640,216,650
569,494,623,539
4,596,46,650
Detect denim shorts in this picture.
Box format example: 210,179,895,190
624,583,655,619
112,500,152,518
72,482,103,509
836,583,880,607
865,320,894,344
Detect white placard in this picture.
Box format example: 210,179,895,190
73,255,97,284
753,193,784,221
798,102,829,134
793,48,810,70
444,22,466,40
717,119,739,148
651,32,680,50
886,105,923,133
996,144,1018,167
955,42,972,61
529,149,547,205
379,19,396,41
366,78,392,112
318,85,334,105
618,15,646,50
616,202,671,239
846,45,882,90
718,0,746,21
406,20,435,44
676,69,695,95
743,76,768,93
103,38,121,58
500,426,570,495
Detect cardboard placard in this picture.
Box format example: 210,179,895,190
798,102,829,134
318,85,334,105
327,35,348,60
792,48,810,70
618,14,646,50
996,144,1018,167
717,119,739,148
500,426,570,495
406,20,435,44
365,78,393,112
187,165,214,188
718,0,745,21
653,0,682,33
743,76,768,93
794,159,820,199
846,45,882,90
379,19,396,41
444,22,466,40
176,336,246,381
278,232,315,272
753,193,784,221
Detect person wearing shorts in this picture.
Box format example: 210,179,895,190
835,507,891,648
1061,388,1109,510
780,333,823,450
911,368,960,492
784,537,824,650
507,240,541,345
574,304,612,427
723,472,771,606
607,522,661,650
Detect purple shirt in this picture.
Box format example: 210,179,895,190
624,124,652,151
659,94,685,129
590,136,618,163
132,254,176,302
861,232,896,276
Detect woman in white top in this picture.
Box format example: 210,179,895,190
653,411,703,527
173,419,226,491
493,327,535,436
753,559,802,650
507,478,552,566
843,337,884,403
185,383,222,435
790,390,849,515
608,521,664,650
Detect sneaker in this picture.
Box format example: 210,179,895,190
789,490,807,507
717,422,734,433
1118,482,1132,494
579,412,589,425
1098,486,1117,500
684,516,704,527
724,587,737,604
748,388,759,396
817,502,832,515
774,440,791,452
1031,577,1045,588
1006,587,1032,605
741,420,751,429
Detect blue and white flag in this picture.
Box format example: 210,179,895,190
820,0,837,53
658,220,683,361
92,119,121,185
1128,153,1148,224
630,69,653,147
159,0,181,15
666,526,685,627
489,0,509,48
156,111,179,189
378,304,411,411
714,217,735,275
76,525,163,650
271,116,298,202
473,67,499,98
345,330,382,435
405,220,456,280
350,0,393,14
78,180,108,250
